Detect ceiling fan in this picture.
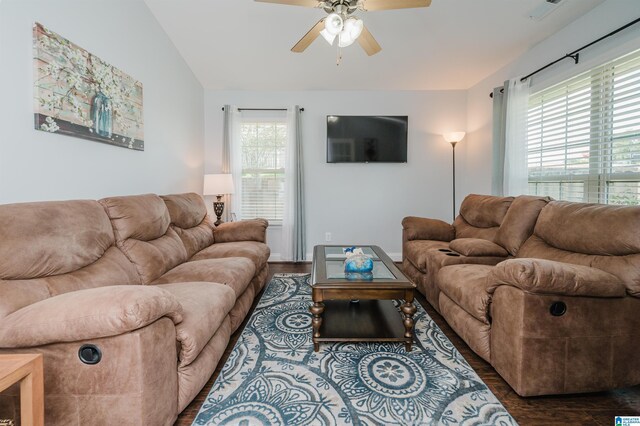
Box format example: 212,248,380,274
255,0,432,58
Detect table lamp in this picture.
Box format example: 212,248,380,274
203,174,235,226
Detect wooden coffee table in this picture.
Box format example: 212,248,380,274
310,245,416,352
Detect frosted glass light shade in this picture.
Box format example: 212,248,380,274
203,174,235,195
443,132,466,143
324,13,344,35
320,28,337,45
338,18,364,47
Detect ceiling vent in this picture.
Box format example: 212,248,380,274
528,0,565,21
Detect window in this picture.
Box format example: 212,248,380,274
239,116,287,223
527,49,640,205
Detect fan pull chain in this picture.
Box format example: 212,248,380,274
336,45,342,66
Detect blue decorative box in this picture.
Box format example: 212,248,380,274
343,246,374,273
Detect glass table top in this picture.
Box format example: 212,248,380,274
325,259,395,280
323,246,379,260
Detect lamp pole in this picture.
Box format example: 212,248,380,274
450,141,457,221
443,132,465,222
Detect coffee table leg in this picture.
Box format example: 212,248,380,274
310,301,325,352
401,297,417,351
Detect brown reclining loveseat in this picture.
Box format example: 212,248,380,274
402,194,550,310
437,200,640,396
0,192,269,425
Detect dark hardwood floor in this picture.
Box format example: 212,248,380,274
176,262,640,426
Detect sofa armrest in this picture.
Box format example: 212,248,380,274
449,238,509,257
0,285,183,348
402,216,454,242
487,258,627,297
214,218,268,243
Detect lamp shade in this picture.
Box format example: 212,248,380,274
443,132,466,143
324,13,344,36
320,28,337,45
203,174,235,195
339,18,364,47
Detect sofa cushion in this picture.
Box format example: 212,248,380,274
403,240,450,272
155,282,235,367
190,241,270,271
162,193,208,230
495,195,551,256
459,194,514,228
453,216,500,241
162,193,215,258
153,258,256,297
438,264,495,324
0,200,115,280
534,201,640,256
100,194,170,242
101,194,188,283
0,200,141,320
449,239,509,257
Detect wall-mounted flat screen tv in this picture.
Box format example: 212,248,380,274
327,115,408,163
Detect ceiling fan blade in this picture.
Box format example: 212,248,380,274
255,0,322,7
361,0,431,11
358,26,382,56
292,20,325,53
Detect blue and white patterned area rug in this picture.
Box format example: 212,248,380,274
193,274,517,426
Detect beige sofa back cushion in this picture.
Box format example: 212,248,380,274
519,201,640,296
0,200,140,319
101,194,188,283
535,201,640,255
161,193,214,259
495,195,551,256
459,194,514,228
454,194,514,241
0,200,114,279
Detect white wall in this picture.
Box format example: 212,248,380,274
460,0,640,199
0,0,204,203
205,90,467,260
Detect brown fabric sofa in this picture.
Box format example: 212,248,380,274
437,200,640,396
0,192,269,425
402,194,550,311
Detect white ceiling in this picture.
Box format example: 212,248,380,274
145,0,605,91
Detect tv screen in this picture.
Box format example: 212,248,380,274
327,115,408,163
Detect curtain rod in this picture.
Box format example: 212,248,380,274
221,107,304,112
489,16,640,98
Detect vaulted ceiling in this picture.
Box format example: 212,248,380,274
145,0,605,90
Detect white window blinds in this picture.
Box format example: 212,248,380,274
527,49,640,205
239,114,287,223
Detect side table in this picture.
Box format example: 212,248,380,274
0,354,44,426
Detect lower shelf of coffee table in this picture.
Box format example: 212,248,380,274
315,299,407,342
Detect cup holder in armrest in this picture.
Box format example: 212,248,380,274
446,253,461,257
438,249,453,253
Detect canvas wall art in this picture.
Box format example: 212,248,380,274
33,22,144,150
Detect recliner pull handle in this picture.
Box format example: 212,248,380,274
78,344,102,365
549,301,567,317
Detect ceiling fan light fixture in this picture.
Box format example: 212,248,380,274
345,17,364,39
338,17,363,47
324,13,344,35
320,28,337,45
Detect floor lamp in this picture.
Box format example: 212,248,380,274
443,132,466,221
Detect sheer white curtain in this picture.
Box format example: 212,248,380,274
504,78,530,196
281,106,305,262
493,78,530,196
226,106,243,221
